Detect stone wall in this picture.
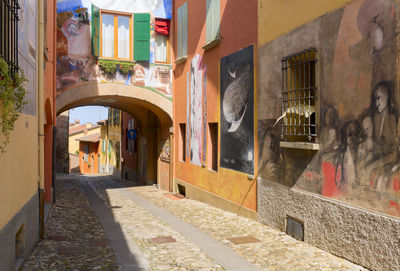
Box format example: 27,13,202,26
56,111,69,173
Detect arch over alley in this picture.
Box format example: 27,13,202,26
56,82,173,190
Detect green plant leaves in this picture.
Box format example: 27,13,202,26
0,57,28,153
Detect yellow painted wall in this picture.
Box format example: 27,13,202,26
258,0,353,46
99,125,108,168
0,115,38,229
68,126,101,154
107,109,122,170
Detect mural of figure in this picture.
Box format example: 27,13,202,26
355,0,396,86
61,16,91,59
360,81,399,190
356,116,375,186
220,45,254,174
189,54,203,166
335,121,362,193
259,128,282,183
320,106,339,153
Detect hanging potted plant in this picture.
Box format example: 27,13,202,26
0,57,27,152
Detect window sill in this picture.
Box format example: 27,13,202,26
280,141,319,150
175,56,188,64
202,37,221,51
98,57,135,63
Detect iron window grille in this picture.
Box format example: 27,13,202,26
281,48,317,142
0,0,20,75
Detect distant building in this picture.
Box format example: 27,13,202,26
76,133,101,174
68,120,100,155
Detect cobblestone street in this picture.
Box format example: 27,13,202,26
23,174,367,271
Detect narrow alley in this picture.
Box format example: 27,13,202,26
23,174,365,271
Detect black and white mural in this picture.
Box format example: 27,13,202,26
220,45,254,174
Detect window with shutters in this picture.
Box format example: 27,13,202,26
176,2,188,62
203,0,220,50
96,10,133,60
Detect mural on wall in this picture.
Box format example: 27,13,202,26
189,55,203,166
88,0,172,19
258,0,400,217
186,71,190,159
220,45,254,175
202,65,207,163
18,0,37,116
56,1,172,97
160,139,171,161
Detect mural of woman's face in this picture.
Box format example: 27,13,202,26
375,86,388,113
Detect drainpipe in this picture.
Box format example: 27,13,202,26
37,0,45,239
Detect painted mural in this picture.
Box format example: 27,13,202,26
258,0,400,217
18,0,37,116
189,55,203,166
220,45,254,175
56,0,172,97
202,65,207,163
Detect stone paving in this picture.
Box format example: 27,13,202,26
88,175,366,271
22,175,118,270
23,174,367,270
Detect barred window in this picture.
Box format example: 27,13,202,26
1,0,20,74
281,48,317,142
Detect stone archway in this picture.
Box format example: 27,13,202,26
56,82,173,190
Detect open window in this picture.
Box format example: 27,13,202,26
155,18,170,63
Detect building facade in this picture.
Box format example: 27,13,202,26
0,0,50,269
257,0,400,270
172,0,258,219
55,0,173,188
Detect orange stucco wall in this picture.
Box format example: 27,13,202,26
44,0,57,203
173,0,258,211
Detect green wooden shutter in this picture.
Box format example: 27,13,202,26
212,0,220,40
206,0,219,43
177,6,182,58
177,2,187,58
134,13,150,61
182,3,188,57
91,4,100,56
206,0,212,43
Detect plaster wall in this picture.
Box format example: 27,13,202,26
173,0,258,211
257,0,400,269
258,178,400,271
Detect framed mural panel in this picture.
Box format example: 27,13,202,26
220,45,254,174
